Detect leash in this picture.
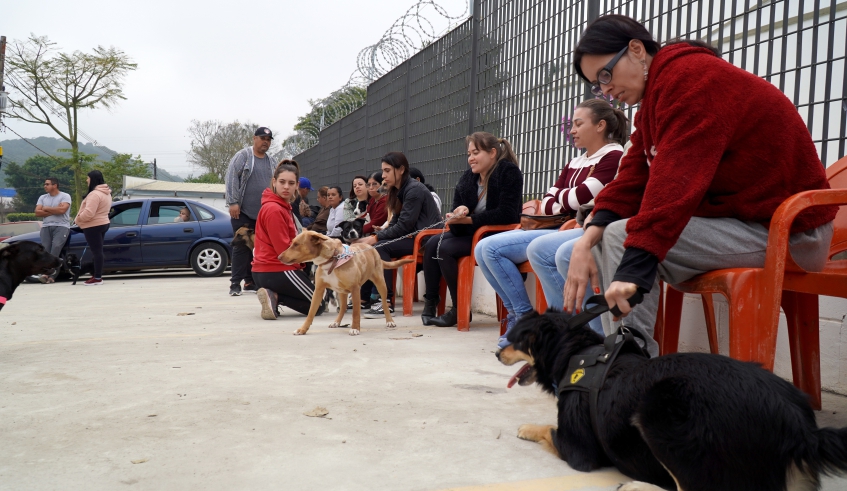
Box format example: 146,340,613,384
331,218,449,261
556,294,648,463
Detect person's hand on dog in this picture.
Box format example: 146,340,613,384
446,206,471,225
605,281,639,321
354,235,378,246
229,204,240,219
563,239,600,314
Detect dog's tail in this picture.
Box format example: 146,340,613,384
810,427,847,477
381,258,415,270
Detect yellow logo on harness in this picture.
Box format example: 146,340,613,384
570,368,585,384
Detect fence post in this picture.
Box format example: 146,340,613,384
468,0,481,135
403,58,412,154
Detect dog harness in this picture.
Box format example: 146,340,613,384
325,245,354,275
556,295,649,462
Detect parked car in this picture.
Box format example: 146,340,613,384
2,198,233,277
0,221,42,242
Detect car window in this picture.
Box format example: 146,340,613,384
109,203,143,227
148,201,194,224
190,204,215,221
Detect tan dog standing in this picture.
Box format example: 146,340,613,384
279,231,412,336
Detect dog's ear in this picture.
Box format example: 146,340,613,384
309,232,324,244
246,228,254,234
354,218,366,225
0,244,19,258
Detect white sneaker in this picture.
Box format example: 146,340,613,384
364,303,393,319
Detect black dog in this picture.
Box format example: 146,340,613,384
65,253,96,285
339,218,365,245
497,309,847,491
0,241,62,310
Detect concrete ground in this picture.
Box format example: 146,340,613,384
2,272,847,491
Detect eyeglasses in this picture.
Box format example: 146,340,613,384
367,182,380,188
590,46,628,97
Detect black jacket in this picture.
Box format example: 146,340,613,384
449,160,523,237
376,179,441,241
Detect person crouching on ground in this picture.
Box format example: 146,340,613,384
354,152,441,318
422,132,523,328
253,160,326,320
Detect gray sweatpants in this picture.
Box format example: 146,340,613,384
40,226,70,279
592,217,834,357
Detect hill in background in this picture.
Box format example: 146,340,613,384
0,137,183,185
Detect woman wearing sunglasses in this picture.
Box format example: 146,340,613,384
563,14,836,357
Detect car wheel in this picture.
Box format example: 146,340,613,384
190,242,228,277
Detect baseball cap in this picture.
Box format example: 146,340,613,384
299,177,314,190
254,127,274,139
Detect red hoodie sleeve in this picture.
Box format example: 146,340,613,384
363,196,387,235
265,206,295,256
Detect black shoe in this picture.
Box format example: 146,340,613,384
243,282,259,293
429,308,457,327
229,283,242,296
421,295,439,325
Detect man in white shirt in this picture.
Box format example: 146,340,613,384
35,177,72,283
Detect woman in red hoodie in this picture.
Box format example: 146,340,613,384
563,15,836,356
253,160,325,320
74,170,112,286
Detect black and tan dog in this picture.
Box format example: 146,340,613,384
497,309,847,491
279,230,412,336
231,226,255,250
0,241,62,310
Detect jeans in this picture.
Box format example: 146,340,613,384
474,229,558,318
40,226,70,279
81,224,109,279
526,229,604,335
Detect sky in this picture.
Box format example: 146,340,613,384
0,0,470,177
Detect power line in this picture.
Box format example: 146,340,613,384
1,122,64,165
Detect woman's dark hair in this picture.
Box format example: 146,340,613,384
574,15,718,82
465,132,519,200
328,186,344,203
348,175,368,200
382,152,410,214
273,159,301,202
87,170,106,194
576,99,630,146
367,171,383,185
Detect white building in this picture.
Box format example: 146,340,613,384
122,176,228,212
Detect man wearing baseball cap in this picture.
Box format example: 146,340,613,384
224,126,276,296
293,177,316,227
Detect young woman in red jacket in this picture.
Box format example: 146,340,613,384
253,160,325,320
563,15,836,356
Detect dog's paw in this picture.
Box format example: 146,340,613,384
293,329,308,336
617,482,666,491
517,424,553,443
385,321,396,328
328,321,340,329
348,328,360,336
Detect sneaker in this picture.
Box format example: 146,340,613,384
497,313,517,350
83,278,104,286
229,283,242,296
257,288,278,320
243,283,259,294
364,302,394,319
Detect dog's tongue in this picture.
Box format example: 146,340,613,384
507,363,531,389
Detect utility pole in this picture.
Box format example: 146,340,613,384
153,158,158,180
0,36,8,169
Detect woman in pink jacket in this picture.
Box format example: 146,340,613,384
74,170,112,286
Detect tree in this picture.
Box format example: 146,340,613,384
186,119,281,181
3,155,75,213
5,34,138,207
184,172,224,184
93,153,152,194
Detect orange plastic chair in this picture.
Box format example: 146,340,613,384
662,156,847,410
400,228,447,317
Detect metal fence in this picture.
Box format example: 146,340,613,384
296,0,847,211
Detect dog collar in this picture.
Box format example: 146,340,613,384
326,245,354,275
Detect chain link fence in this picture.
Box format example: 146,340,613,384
296,0,847,211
